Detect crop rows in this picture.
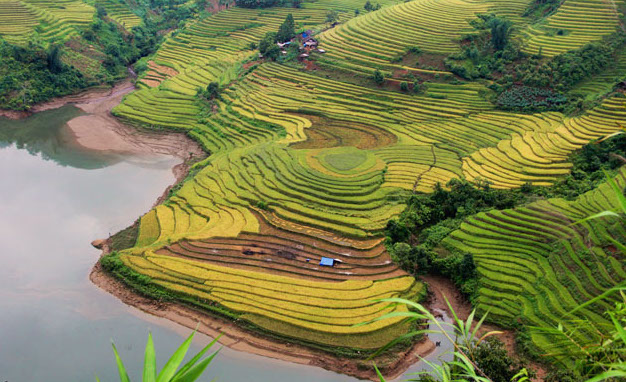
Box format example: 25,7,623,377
443,170,626,356
121,251,422,349
462,97,626,188
113,0,626,354
315,0,534,76
520,0,625,57
0,0,40,44
0,0,94,43
96,0,141,30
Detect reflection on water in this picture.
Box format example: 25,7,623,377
0,109,357,382
400,310,455,379
0,106,125,169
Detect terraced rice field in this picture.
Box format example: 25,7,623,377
520,0,626,56
0,0,94,43
573,48,626,98
110,0,626,356
315,0,532,75
443,169,626,358
0,0,40,44
96,0,141,30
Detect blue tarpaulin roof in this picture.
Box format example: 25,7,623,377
319,257,335,266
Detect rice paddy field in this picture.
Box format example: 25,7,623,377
443,169,626,358
0,0,141,45
102,0,626,359
2,0,619,364
520,0,626,56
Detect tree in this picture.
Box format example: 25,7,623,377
276,13,295,42
400,81,409,92
95,4,107,18
373,69,384,85
259,31,276,54
259,32,280,61
46,44,64,74
325,10,339,25
354,8,360,16
204,81,219,100
364,0,373,11
488,17,513,51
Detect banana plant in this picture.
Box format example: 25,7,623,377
99,331,221,382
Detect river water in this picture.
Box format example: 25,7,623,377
0,106,451,382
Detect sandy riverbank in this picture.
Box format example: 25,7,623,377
1,80,205,160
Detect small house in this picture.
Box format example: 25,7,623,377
304,39,318,48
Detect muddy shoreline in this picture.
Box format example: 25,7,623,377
90,262,436,381
0,83,125,120
1,80,205,161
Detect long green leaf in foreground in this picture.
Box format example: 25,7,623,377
156,331,197,382
111,342,131,382
105,330,220,382
143,333,157,382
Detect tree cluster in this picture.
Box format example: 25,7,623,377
445,12,626,113
363,0,381,11
0,39,86,110
258,14,296,61
385,133,626,299
523,0,561,20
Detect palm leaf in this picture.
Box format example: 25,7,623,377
586,370,626,382
572,210,619,225
172,335,221,380
171,350,220,382
603,169,626,214
374,364,386,382
111,342,131,382
156,331,196,382
144,333,157,382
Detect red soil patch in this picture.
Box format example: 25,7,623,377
141,61,179,87
243,60,261,70
158,208,403,281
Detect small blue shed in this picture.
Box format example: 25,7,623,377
319,257,335,267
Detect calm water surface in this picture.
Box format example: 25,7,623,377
0,107,449,382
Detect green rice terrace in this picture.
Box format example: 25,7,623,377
1,0,626,379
